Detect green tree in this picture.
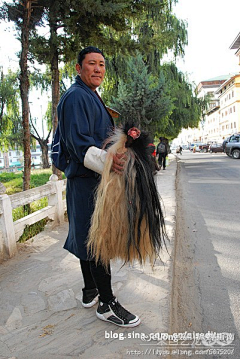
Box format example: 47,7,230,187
1,0,191,170
29,70,53,169
133,2,188,62
0,69,22,149
1,0,44,190
111,53,172,134
102,0,188,103
28,0,142,175
30,116,51,168
161,63,205,139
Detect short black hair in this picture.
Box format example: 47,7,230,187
77,46,105,67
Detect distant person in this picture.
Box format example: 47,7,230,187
157,137,168,170
148,142,160,173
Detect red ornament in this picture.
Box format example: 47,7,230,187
127,127,141,140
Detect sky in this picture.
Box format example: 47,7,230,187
0,0,240,123
173,0,240,85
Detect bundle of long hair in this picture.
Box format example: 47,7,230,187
87,124,168,268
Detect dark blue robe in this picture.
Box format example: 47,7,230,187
57,76,114,259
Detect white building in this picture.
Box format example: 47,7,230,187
0,149,22,169
216,74,240,140
230,32,240,67
0,144,51,172
198,75,230,143
175,32,240,146
175,76,230,146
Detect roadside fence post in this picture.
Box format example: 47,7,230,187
0,183,17,260
48,175,65,226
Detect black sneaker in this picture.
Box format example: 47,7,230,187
96,297,141,327
82,288,99,308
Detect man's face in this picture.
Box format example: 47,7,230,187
76,52,105,91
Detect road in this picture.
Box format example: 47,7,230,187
170,150,240,358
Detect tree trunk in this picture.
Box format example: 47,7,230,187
19,0,32,191
41,140,50,168
49,7,61,178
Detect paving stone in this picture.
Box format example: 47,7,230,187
38,271,79,295
5,307,22,331
21,292,46,315
48,289,77,312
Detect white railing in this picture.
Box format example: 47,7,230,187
0,175,67,262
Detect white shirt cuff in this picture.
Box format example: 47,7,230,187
84,146,107,175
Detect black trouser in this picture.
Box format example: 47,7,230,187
158,154,167,169
80,259,114,303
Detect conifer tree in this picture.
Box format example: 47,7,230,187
111,53,172,134
102,0,188,103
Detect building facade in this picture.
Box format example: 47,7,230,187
0,144,51,172
217,74,240,140
198,76,230,143
174,32,240,146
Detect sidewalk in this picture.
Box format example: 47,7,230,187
0,155,177,359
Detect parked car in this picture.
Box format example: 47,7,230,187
170,144,177,153
189,143,203,152
222,137,230,152
209,143,223,153
225,134,240,159
199,144,210,152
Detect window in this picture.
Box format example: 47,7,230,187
232,91,234,97
231,123,233,129
230,135,239,142
233,106,235,112
9,152,12,156
234,122,236,128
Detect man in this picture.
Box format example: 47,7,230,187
157,137,168,170
57,46,140,327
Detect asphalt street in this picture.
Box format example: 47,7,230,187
172,150,240,358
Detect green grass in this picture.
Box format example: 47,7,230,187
0,169,54,195
0,169,66,242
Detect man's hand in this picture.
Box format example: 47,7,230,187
111,152,127,174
